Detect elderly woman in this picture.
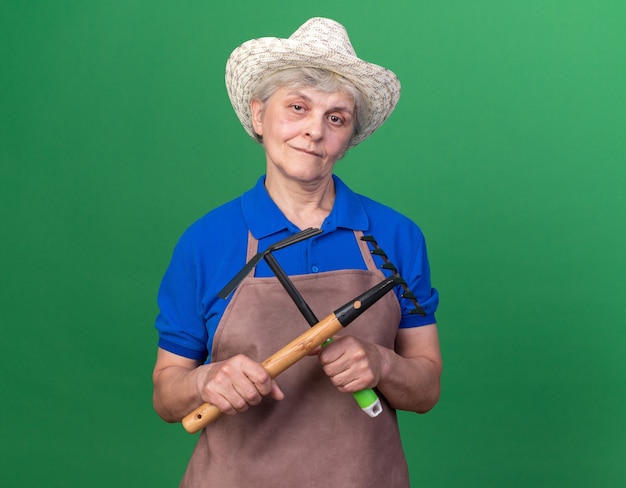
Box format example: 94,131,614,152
152,17,441,487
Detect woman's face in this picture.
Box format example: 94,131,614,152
251,85,355,187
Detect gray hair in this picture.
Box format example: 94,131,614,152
251,67,369,145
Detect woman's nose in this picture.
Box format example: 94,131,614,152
304,115,324,141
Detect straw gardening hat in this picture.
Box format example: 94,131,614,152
225,17,401,147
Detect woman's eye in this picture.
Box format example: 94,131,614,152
292,104,303,112
329,115,343,125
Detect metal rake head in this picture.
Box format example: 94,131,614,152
360,235,426,316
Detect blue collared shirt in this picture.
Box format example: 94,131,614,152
156,175,438,362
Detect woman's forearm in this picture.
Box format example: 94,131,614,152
376,346,442,413
153,363,207,423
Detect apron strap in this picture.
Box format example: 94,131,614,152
354,230,378,272
246,230,258,262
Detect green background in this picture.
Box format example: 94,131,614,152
1,1,624,486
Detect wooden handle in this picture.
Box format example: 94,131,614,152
261,313,342,376
182,402,224,433
182,312,344,434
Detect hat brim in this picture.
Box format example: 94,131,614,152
226,36,401,148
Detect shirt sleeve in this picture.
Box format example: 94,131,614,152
154,242,209,361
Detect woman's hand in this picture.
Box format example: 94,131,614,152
197,354,284,416
316,325,442,414
317,335,384,393
152,348,283,422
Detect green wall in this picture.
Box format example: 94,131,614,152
1,1,624,486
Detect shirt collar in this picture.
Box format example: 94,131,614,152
241,175,369,239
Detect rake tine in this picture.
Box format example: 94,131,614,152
218,254,264,298
268,227,322,251
394,276,407,285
